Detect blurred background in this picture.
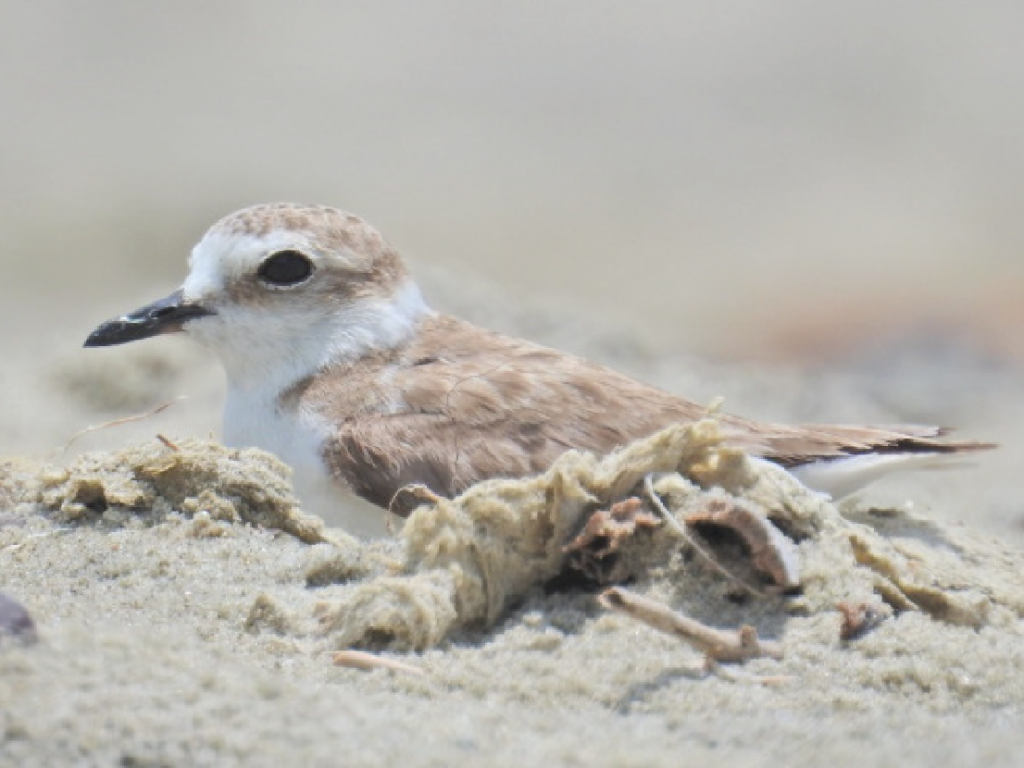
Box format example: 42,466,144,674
1,2,1020,533
4,1,1023,353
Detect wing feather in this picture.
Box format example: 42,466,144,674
301,315,992,513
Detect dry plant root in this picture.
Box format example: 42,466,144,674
563,497,660,581
599,586,783,663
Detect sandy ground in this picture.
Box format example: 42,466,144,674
3,3,1024,765
1,260,1022,766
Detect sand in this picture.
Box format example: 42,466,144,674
2,268,1023,767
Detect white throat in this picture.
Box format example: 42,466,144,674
188,278,431,396
189,278,430,535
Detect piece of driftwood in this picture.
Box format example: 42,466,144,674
599,586,783,662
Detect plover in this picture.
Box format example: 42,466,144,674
85,203,993,535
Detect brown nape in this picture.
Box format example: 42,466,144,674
314,248,408,302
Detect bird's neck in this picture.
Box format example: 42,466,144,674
212,278,432,398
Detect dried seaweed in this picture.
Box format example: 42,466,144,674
5,418,1018,655
563,497,660,582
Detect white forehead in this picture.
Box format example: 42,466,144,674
181,228,333,301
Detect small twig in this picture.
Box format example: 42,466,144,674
599,586,783,663
62,396,187,453
331,649,426,676
156,434,180,450
643,474,765,597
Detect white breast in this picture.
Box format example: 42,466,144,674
222,386,387,537
180,272,430,538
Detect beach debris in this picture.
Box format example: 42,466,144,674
645,475,770,597
331,649,426,676
599,586,783,663
0,592,37,646
563,497,660,581
386,484,444,533
313,420,735,649
36,439,330,543
388,484,444,519
61,396,186,454
681,495,801,590
848,531,992,627
311,419,908,650
8,416,1012,656
837,600,888,641
155,434,180,451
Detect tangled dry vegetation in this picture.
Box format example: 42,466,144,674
3,419,1020,666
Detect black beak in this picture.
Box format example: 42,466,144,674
84,289,214,347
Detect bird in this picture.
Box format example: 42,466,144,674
85,203,994,536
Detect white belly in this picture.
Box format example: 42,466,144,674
222,390,387,537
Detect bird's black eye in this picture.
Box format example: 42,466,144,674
257,250,314,287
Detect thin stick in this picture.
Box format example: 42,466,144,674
62,396,186,454
599,586,783,662
331,649,426,676
643,474,765,597
155,434,180,450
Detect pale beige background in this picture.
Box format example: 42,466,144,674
3,1,1023,361
2,4,1023,766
